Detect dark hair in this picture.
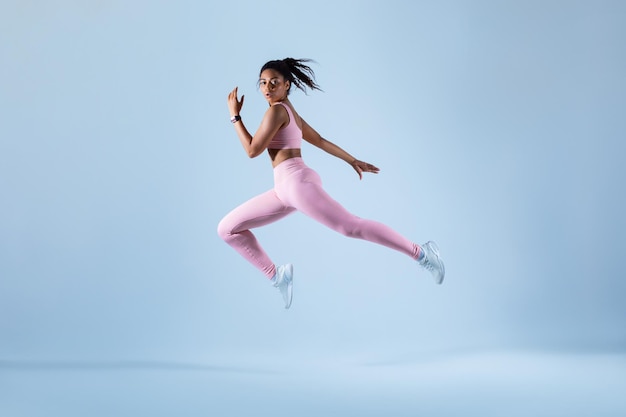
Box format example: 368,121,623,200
259,58,322,95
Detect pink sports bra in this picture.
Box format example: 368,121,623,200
267,102,302,150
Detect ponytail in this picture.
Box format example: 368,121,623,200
260,58,322,95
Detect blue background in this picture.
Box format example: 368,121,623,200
1,1,625,415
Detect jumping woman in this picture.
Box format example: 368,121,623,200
218,58,445,309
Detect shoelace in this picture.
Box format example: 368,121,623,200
274,269,291,291
420,257,435,272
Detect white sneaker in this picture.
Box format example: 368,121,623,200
272,264,293,309
418,241,445,284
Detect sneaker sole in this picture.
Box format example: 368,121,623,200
284,264,293,309
426,241,445,285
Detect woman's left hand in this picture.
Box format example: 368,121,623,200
351,159,380,180
228,87,244,117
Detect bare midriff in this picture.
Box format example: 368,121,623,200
268,148,302,168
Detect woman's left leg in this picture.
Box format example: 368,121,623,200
217,189,295,278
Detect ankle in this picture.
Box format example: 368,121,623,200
416,246,425,262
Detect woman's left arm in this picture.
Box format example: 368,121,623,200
301,118,379,180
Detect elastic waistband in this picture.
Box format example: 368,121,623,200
273,157,306,174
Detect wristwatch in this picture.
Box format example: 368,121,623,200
230,115,241,123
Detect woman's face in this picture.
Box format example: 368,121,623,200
258,69,290,104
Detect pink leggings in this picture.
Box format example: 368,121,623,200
217,158,420,278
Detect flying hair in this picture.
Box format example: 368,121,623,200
260,58,322,95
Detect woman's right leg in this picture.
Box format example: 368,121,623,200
279,167,421,260
217,189,295,278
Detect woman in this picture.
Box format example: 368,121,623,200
218,58,444,309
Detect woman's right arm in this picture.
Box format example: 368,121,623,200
227,87,286,158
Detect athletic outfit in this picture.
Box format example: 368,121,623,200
218,102,444,308
218,102,422,276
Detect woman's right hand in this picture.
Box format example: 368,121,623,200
228,87,244,116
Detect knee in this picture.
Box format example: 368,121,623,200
342,227,363,239
335,219,363,239
216,218,232,241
